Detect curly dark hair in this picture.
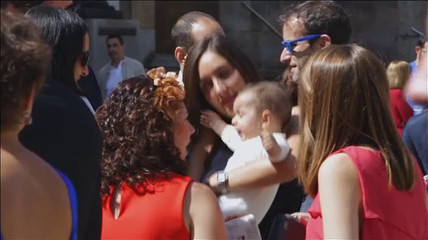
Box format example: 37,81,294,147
96,75,187,198
1,10,51,131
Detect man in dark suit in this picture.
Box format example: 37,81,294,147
20,78,103,240
79,66,103,111
403,111,428,175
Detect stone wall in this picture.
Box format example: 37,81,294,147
218,1,427,80
125,1,427,79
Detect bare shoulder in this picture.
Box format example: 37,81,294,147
188,182,221,215
187,183,227,239
1,147,72,239
190,182,217,199
319,153,358,183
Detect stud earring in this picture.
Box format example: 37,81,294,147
23,111,32,125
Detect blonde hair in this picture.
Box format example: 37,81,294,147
298,44,416,197
386,60,411,89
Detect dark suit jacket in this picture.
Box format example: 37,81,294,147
404,111,428,175
19,80,103,240
79,66,103,111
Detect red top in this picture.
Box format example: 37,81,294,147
101,174,193,240
389,89,413,136
306,146,428,239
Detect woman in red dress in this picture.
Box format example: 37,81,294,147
298,44,428,239
386,60,414,136
97,72,226,239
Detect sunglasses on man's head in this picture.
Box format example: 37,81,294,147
282,34,322,54
80,51,90,67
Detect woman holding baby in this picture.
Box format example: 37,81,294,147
183,35,304,238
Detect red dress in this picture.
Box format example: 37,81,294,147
306,146,428,239
102,174,193,239
390,89,413,136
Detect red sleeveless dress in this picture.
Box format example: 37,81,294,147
306,146,428,239
101,174,193,239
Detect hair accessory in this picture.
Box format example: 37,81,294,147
146,67,184,118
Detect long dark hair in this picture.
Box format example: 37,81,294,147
183,35,260,130
25,5,88,94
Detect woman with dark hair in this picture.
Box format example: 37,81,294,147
1,11,77,239
183,35,303,238
98,73,226,239
19,5,103,240
299,44,428,238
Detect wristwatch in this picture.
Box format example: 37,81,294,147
216,171,229,194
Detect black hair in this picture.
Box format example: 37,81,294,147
25,5,88,94
416,37,425,48
106,34,124,45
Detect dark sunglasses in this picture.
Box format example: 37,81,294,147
80,51,90,67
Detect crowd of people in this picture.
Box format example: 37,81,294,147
1,1,428,240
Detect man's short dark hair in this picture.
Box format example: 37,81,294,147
416,37,425,48
279,1,351,44
106,34,124,45
171,11,218,51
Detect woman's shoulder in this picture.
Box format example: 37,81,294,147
319,152,357,183
189,181,214,195
320,146,382,183
1,147,72,238
321,146,385,186
186,182,219,211
332,146,382,164
2,147,70,199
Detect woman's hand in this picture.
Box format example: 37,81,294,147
261,130,282,161
207,173,221,194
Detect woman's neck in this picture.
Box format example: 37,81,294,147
1,129,23,150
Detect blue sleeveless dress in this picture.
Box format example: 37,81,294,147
1,169,78,240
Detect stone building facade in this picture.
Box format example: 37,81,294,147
118,1,427,80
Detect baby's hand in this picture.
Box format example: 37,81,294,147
290,212,310,226
200,110,227,135
261,130,282,161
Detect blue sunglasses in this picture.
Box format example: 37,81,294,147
282,34,322,54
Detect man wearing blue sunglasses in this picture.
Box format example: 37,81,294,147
279,1,351,84
268,2,352,234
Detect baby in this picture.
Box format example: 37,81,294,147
201,81,292,226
